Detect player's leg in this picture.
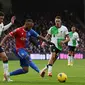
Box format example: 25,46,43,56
4,58,29,82
9,54,29,76
70,53,73,66
40,52,57,77
29,61,40,73
17,48,41,73
67,46,72,66
47,52,56,76
13,48,42,75
70,47,75,66
10,66,29,76
40,46,60,77
4,48,29,81
0,46,12,81
67,51,71,66
70,51,75,66
4,67,28,82
0,46,8,74
0,52,9,75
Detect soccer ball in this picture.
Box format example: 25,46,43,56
57,73,67,82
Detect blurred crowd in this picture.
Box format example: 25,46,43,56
2,12,85,53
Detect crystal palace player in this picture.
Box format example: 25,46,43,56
0,11,15,81
1,19,53,81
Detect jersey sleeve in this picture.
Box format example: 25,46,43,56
76,33,80,41
31,29,39,38
48,27,52,35
9,28,19,37
65,27,69,35
3,22,12,31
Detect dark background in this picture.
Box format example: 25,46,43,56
11,0,84,21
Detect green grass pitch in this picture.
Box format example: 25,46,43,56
0,59,85,85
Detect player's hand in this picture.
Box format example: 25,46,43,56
11,16,16,24
47,41,55,46
60,41,65,46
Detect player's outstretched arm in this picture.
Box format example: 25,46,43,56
40,34,52,47
44,34,51,40
60,34,70,46
0,34,11,46
64,34,70,43
38,35,54,45
3,16,16,31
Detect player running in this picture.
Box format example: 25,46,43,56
1,19,53,81
40,16,70,77
67,25,80,66
0,11,16,81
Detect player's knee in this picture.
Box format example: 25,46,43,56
3,59,8,63
2,56,8,61
2,56,8,63
26,55,32,61
68,51,72,56
52,55,56,60
51,53,56,58
23,67,29,73
24,70,28,73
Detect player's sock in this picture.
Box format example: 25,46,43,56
48,64,52,76
3,60,9,74
68,55,71,65
70,56,73,66
10,69,28,76
48,64,52,73
29,61,40,73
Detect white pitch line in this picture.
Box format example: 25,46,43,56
68,76,85,78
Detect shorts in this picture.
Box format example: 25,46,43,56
0,46,4,53
51,45,61,54
68,46,76,52
12,48,31,67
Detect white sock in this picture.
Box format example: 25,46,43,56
3,63,9,74
68,55,71,65
71,56,73,64
48,65,52,73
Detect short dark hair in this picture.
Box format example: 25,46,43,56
71,24,78,32
0,11,5,16
72,24,78,29
25,19,33,23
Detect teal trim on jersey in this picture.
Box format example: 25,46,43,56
69,32,73,38
69,31,76,46
51,26,58,36
57,39,63,51
73,40,76,46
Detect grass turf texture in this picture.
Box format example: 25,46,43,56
0,59,85,85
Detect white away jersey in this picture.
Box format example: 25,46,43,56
0,23,4,36
68,31,79,46
48,25,68,50
0,22,12,37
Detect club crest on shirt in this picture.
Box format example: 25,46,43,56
20,37,26,40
